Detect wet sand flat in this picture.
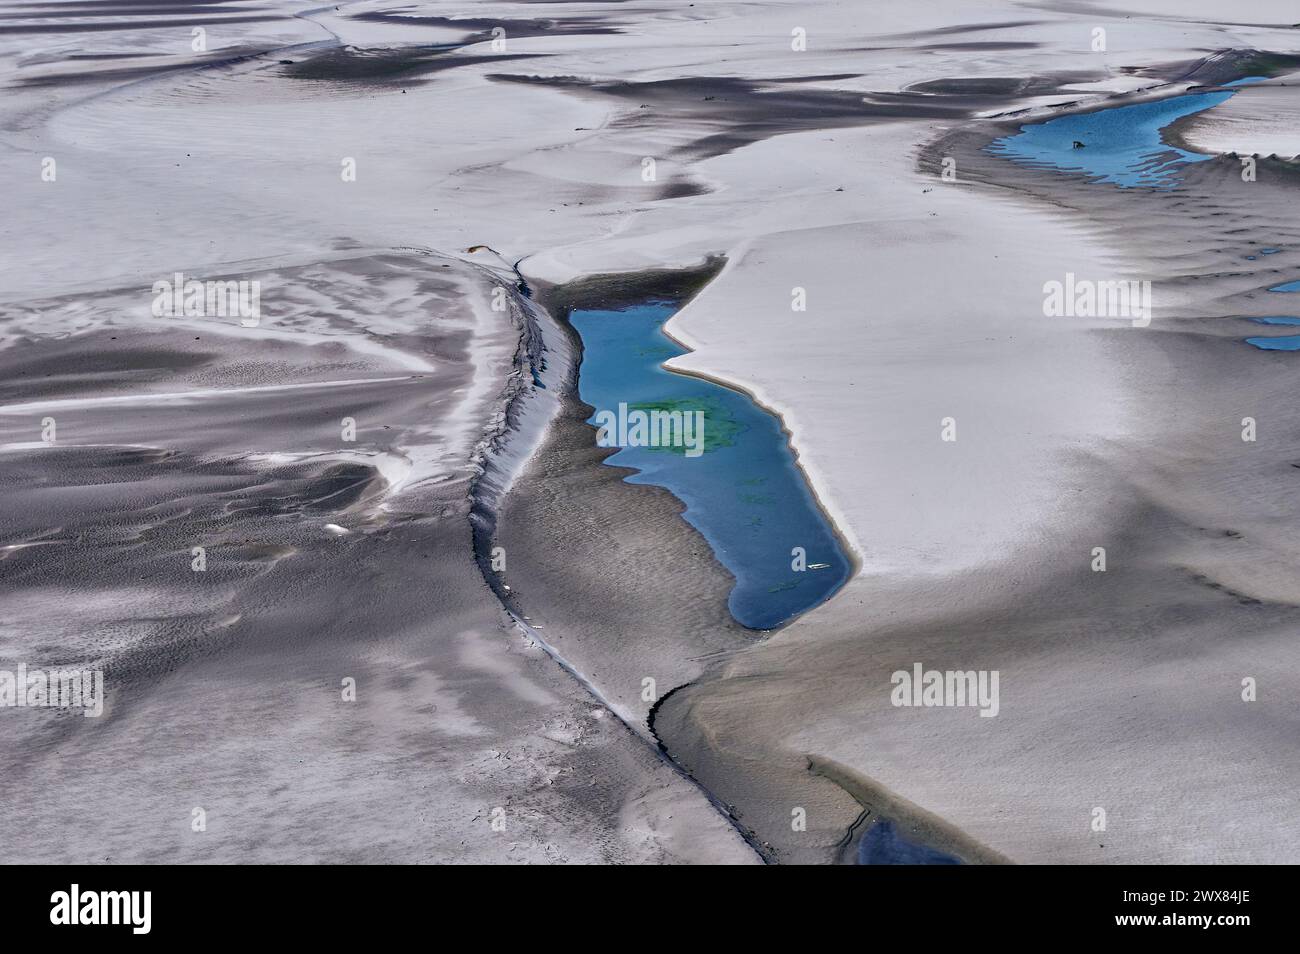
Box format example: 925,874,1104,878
4,0,1300,866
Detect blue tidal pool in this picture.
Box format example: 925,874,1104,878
569,301,851,630
988,86,1247,188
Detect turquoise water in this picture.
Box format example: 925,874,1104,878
570,302,851,630
988,86,1248,188
1249,316,1300,325
1268,281,1300,292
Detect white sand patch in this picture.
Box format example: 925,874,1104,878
1178,80,1300,159
0,376,416,415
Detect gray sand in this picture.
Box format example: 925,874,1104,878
0,252,755,864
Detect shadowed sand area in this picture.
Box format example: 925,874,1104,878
0,250,755,863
